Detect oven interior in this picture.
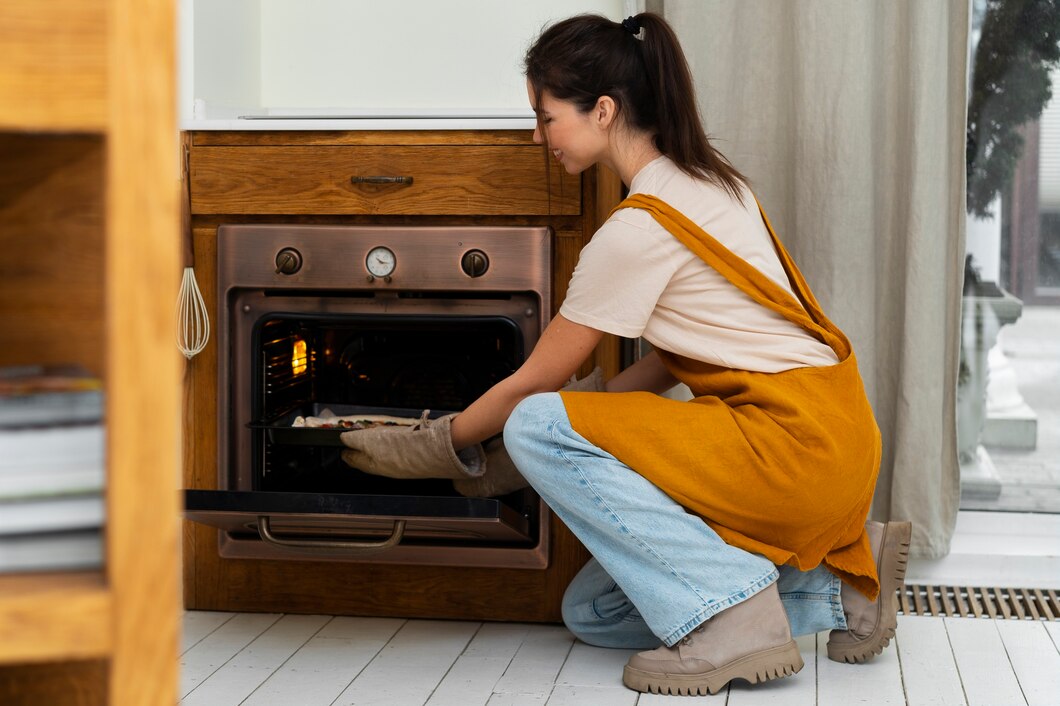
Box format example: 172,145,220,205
251,311,533,519
228,307,542,551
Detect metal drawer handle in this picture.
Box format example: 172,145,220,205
350,175,413,185
257,516,406,554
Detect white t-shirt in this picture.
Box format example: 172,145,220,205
560,156,839,373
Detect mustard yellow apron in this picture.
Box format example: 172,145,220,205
560,194,882,600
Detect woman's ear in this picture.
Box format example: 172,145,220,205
594,95,617,130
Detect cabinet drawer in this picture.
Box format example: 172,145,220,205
190,145,580,216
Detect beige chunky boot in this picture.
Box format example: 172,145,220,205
622,583,803,696
827,520,912,664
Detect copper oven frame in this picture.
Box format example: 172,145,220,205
212,223,554,568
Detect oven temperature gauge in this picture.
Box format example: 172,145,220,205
365,246,396,280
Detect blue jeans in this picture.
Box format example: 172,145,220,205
504,393,847,649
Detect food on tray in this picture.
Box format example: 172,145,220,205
291,409,420,430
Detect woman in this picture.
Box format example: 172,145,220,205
340,12,911,696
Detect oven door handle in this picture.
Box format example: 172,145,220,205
256,516,407,554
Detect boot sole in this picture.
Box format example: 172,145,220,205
622,640,804,696
827,521,912,664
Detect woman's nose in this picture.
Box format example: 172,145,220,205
532,125,543,144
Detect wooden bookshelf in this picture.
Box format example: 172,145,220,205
0,1,180,704
0,573,112,664
0,0,107,131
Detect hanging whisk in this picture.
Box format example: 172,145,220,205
176,144,209,359
177,265,209,359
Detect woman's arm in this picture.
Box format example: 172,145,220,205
605,349,678,394
449,313,603,449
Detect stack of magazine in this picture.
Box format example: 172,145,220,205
0,365,105,573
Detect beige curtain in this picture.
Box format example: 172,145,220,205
656,0,970,558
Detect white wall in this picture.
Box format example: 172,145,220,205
186,0,629,120
190,0,261,115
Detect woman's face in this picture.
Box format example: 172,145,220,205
527,81,610,175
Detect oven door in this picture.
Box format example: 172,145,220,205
184,488,549,569
189,304,550,568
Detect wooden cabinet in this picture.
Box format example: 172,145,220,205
191,144,581,215
183,129,623,622
0,1,180,704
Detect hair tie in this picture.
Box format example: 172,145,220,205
621,16,641,36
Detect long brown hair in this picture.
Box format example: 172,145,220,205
525,13,747,200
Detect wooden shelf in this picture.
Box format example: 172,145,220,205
0,0,180,703
0,573,112,664
0,1,107,132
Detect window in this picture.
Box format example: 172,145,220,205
959,0,1060,513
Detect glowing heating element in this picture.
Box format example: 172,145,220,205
291,337,307,376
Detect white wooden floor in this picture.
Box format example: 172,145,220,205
181,611,1060,706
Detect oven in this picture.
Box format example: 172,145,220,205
184,223,553,569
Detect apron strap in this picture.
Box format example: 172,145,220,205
612,193,851,359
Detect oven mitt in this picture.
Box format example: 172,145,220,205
453,366,606,497
339,411,485,480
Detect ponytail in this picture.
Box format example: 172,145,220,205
525,12,748,201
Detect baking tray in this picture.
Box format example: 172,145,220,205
251,403,453,447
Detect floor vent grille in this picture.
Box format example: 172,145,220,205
899,584,1060,620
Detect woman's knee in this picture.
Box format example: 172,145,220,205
560,569,659,649
502,392,569,487
503,392,562,450
560,577,611,647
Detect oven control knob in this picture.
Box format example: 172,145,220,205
275,247,303,275
461,249,489,278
